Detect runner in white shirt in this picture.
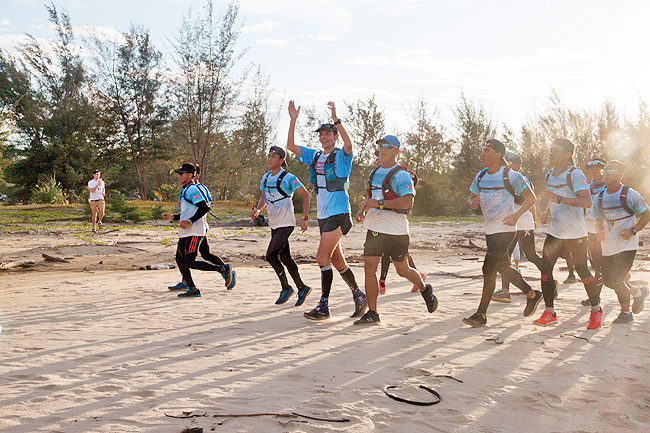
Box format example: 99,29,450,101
534,138,602,329
463,140,541,328
251,146,312,307
593,160,650,324
87,170,105,232
580,157,607,306
494,153,545,303
353,135,438,325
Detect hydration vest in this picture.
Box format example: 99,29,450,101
262,170,290,204
545,166,577,195
179,183,211,208
476,167,524,206
597,185,635,222
309,149,349,194
366,165,418,215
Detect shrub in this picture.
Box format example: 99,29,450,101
32,175,66,204
108,192,143,222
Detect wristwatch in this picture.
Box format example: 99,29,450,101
302,215,309,221
378,199,384,209
556,195,563,204
631,227,638,235
334,119,342,125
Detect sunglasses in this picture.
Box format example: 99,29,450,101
378,143,398,149
587,160,604,167
604,169,621,175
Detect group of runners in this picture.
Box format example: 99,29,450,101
155,100,649,329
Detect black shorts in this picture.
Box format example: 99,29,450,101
318,213,352,235
177,236,204,256
601,250,636,285
364,230,410,261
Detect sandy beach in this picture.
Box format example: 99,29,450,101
1,220,649,432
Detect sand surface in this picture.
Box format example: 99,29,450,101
1,220,650,432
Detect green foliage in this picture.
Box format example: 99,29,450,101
108,192,143,222
150,205,166,220
32,175,67,204
153,183,181,202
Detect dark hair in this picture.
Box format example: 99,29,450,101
193,164,201,176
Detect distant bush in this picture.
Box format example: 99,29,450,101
108,192,143,222
153,183,181,202
32,175,66,204
150,205,165,220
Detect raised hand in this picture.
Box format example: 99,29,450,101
327,101,337,121
288,100,301,120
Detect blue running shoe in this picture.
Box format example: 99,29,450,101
351,291,367,318
295,285,312,307
275,287,295,305
222,264,236,290
168,282,189,291
178,288,201,297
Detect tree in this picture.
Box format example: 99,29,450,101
452,91,495,193
402,95,449,177
214,66,279,200
4,3,100,201
89,24,169,199
169,0,248,187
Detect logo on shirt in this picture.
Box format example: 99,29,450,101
192,194,200,200
519,179,526,184
578,180,587,185
406,185,413,190
292,179,299,185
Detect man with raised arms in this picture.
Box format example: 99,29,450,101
463,139,542,327
286,100,367,321
354,135,438,325
593,160,649,324
535,138,602,329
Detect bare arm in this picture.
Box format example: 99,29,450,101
469,192,480,210
251,194,266,220
297,185,311,232
362,194,414,211
328,101,352,156
620,208,650,240
286,100,301,157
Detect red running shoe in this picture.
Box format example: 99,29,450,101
534,310,557,326
587,309,603,330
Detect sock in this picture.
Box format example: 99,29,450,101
318,296,329,309
339,266,359,289
547,307,555,315
351,287,364,300
321,265,333,298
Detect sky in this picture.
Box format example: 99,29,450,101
2,0,650,143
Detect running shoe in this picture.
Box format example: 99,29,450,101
275,287,295,305
351,292,368,318
354,310,381,325
304,302,330,321
462,312,487,328
534,310,557,326
523,290,543,317
564,274,578,284
178,288,201,298
491,290,512,303
98,222,103,229
295,285,312,307
587,308,603,330
222,264,236,290
420,284,438,313
612,311,634,324
632,286,648,314
168,282,189,291
411,272,427,292
379,280,386,295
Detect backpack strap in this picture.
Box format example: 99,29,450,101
263,170,291,203
598,185,635,222
502,167,525,206
476,168,489,191
367,165,382,197
566,166,576,194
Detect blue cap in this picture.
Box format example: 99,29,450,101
376,135,401,149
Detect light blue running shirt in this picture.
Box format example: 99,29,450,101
298,146,353,220
364,164,415,235
546,167,589,239
469,166,529,235
593,186,648,256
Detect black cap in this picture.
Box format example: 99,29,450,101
485,139,508,166
269,146,287,167
553,138,574,154
174,163,196,175
315,123,338,134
